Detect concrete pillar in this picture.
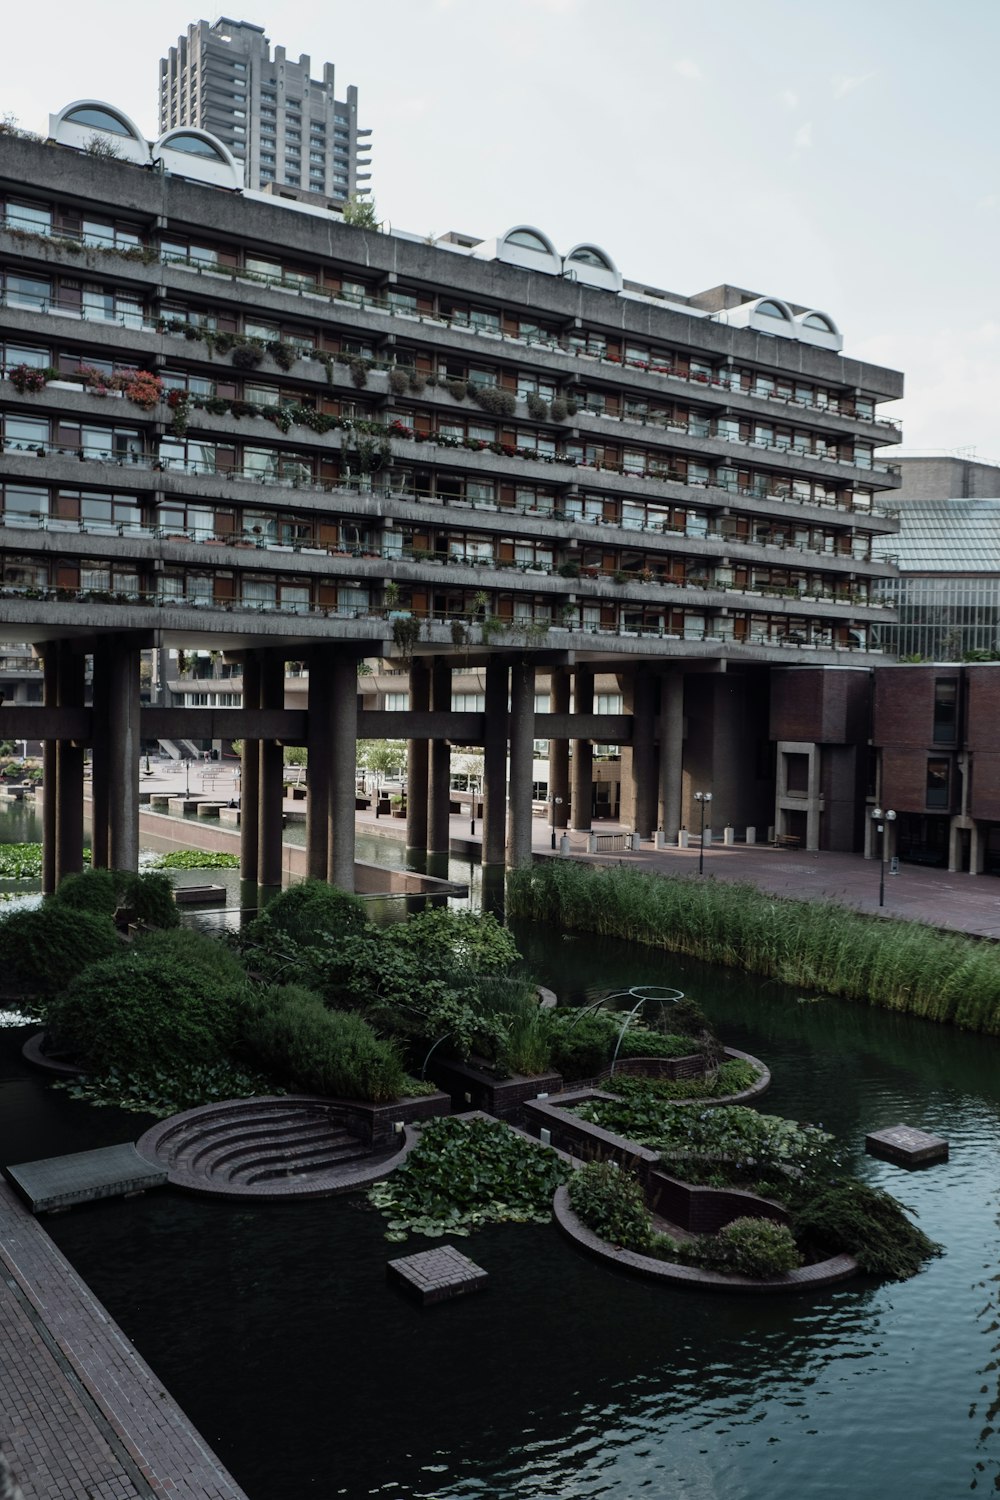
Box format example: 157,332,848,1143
970,821,986,875
481,657,508,869
327,652,358,891
571,666,594,831
257,654,285,892
805,744,822,853
506,657,535,869
89,647,109,870
41,648,58,895
548,667,570,829
947,818,962,875
240,656,261,882
104,642,141,873
625,670,657,838
428,657,451,855
55,648,85,886
406,658,430,854
305,652,332,879
658,672,684,840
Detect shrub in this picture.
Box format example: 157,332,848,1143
46,929,247,1073
50,869,179,928
543,1007,703,1082
525,391,549,421
244,880,369,948
549,397,569,422
243,985,406,1101
470,384,517,418
388,367,409,395
231,342,264,370
789,1178,941,1280
693,1217,801,1277
349,356,370,388
568,1160,652,1252
383,907,519,974
0,906,120,1001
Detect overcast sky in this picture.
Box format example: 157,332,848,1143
5,0,998,458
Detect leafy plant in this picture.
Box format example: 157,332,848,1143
691,1216,801,1276
568,1160,653,1252
383,907,519,974
388,367,409,395
392,615,422,661
242,879,369,949
349,356,370,389
55,1060,274,1118
368,1115,569,1240
525,391,549,421
150,850,240,870
242,985,406,1102
469,384,517,418
341,195,380,229
789,1178,941,1279
0,906,120,1000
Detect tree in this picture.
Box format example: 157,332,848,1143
356,739,407,795
341,195,380,230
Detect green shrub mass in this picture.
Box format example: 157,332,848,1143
507,862,1000,1032
383,907,520,975
369,1115,570,1240
243,879,369,948
789,1179,941,1280
542,1006,715,1083
50,868,180,928
0,906,120,999
695,1217,802,1277
569,1160,655,1252
46,929,247,1072
242,984,406,1102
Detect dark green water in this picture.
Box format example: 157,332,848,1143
3,923,1000,1499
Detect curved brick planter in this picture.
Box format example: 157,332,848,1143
21,1031,87,1077
571,1046,770,1106
553,1185,858,1294
136,1091,447,1200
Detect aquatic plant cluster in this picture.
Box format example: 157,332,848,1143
507,862,1000,1033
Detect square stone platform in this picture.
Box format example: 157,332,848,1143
866,1123,949,1167
387,1244,489,1304
5,1143,168,1212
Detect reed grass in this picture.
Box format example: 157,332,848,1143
506,863,1000,1033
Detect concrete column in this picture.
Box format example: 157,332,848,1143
428,658,452,856
104,642,141,873
625,670,657,838
240,656,261,883
305,652,332,880
481,657,508,869
327,652,358,892
571,666,594,831
406,658,430,854
257,655,285,893
548,667,570,829
55,648,85,887
970,821,986,875
805,744,822,853
658,672,684,840
41,648,58,895
506,657,535,869
89,647,109,870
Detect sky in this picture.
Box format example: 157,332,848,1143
4,0,999,458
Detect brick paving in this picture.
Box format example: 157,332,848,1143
0,1180,248,1500
387,1245,489,1305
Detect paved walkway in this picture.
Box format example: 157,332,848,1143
354,805,1000,941
0,1181,248,1500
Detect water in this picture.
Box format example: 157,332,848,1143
4,920,1000,1498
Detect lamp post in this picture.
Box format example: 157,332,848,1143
871,806,896,907
549,794,563,850
694,790,712,875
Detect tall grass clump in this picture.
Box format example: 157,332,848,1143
243,984,406,1102
506,864,1000,1033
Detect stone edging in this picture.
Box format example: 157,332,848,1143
552,1185,859,1294
21,1031,86,1077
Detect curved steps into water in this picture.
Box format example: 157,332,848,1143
136,1095,408,1200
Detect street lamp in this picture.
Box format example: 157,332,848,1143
694,790,712,875
548,794,563,850
871,806,896,907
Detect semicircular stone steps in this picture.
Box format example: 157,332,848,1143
136,1095,401,1199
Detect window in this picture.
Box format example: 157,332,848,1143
933,679,958,745
926,758,950,809
165,133,228,159
65,106,132,136
505,229,551,253
756,300,790,320
3,273,50,311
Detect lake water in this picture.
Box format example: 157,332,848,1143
3,917,999,1499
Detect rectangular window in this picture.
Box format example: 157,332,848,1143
933,679,958,745
926,758,950,809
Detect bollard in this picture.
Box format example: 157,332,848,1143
587,832,597,853
559,834,571,856
631,832,642,851
703,827,713,847
655,830,667,849
677,829,689,848
746,826,756,845
723,826,735,846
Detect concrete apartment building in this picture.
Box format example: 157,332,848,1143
159,17,372,203
0,103,908,892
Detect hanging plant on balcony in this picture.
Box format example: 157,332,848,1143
166,388,191,437
8,363,50,394
231,341,264,370
123,370,163,410
392,615,422,661
268,340,299,372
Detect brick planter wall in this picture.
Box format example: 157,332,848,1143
426,1056,563,1121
